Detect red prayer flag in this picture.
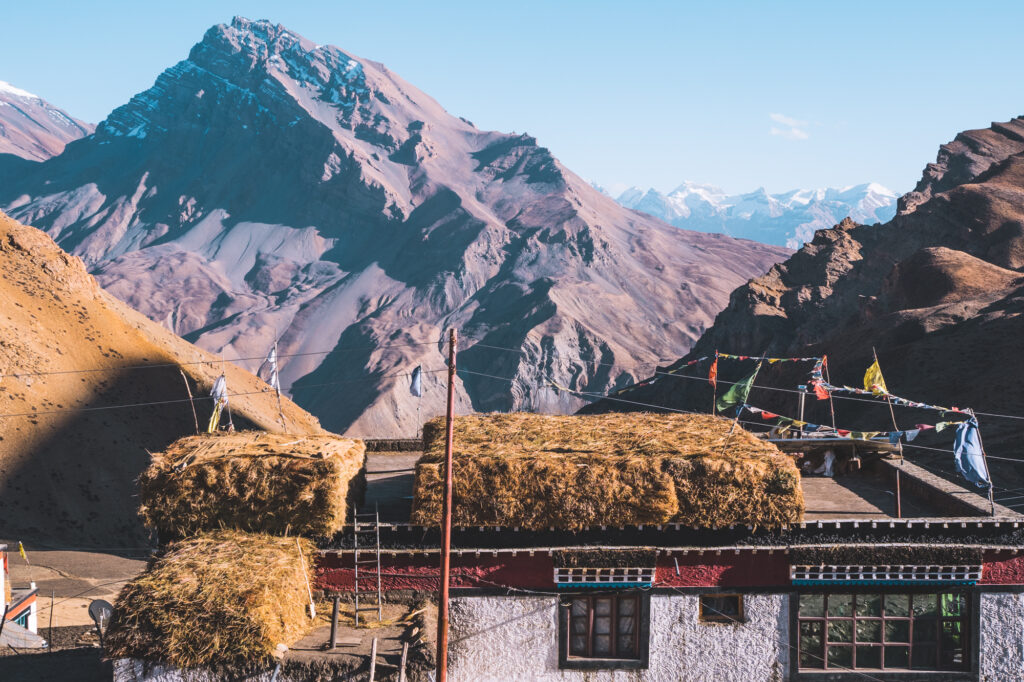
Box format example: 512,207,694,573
837,429,851,436
709,356,718,389
811,381,829,401
761,411,778,420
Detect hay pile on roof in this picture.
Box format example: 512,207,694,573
410,412,803,530
105,531,315,669
138,431,366,539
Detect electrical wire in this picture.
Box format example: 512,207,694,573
1,339,443,380
0,368,447,419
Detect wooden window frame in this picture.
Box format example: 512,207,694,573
558,591,650,670
699,593,745,623
794,589,972,674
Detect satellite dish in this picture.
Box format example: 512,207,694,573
88,599,114,646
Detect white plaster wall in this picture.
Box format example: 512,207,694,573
27,599,37,633
980,592,1024,681
448,593,789,682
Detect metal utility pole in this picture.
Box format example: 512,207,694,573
436,329,457,682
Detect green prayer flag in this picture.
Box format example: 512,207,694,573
716,363,762,413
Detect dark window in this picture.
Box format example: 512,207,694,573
797,591,970,671
559,592,650,669
13,610,29,628
699,594,744,623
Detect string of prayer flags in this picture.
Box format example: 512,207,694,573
716,353,821,363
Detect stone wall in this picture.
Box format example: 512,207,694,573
980,591,1024,681
448,593,789,681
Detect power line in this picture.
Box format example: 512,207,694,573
0,368,447,420
1,339,442,380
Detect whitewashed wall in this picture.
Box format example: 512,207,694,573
448,593,789,682
980,592,1024,681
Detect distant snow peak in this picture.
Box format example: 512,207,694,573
0,80,39,100
616,182,899,248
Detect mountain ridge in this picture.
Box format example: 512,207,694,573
613,180,898,248
0,17,788,437
0,80,93,161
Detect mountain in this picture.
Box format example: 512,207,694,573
583,116,1024,483
615,181,899,248
0,80,93,160
0,211,324,546
0,17,788,437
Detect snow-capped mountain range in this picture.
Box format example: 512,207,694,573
0,17,787,437
0,80,93,161
610,181,899,248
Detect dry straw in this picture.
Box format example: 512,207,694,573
411,412,803,530
104,531,316,669
138,431,366,539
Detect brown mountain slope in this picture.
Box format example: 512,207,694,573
0,211,323,547
582,116,1024,488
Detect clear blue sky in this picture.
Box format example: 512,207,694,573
4,1,1023,194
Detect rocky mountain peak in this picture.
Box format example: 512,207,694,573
0,19,788,437
0,80,93,160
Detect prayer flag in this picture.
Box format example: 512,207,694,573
258,344,281,394
716,363,761,413
811,381,829,401
410,365,423,397
207,374,228,433
954,417,990,488
864,358,888,394
904,429,921,442
709,356,718,389
18,541,26,561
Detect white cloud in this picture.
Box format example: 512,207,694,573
769,112,809,141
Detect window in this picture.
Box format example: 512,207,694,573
13,610,29,629
700,594,744,623
797,591,970,672
559,592,650,669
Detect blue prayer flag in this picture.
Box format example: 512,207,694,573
953,417,990,488
410,365,423,397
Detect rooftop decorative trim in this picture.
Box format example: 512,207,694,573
790,564,982,584
554,567,656,588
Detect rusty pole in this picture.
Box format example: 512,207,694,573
436,328,457,682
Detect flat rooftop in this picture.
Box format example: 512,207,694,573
360,445,1018,527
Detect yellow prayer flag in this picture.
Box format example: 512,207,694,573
864,359,888,394
18,541,27,561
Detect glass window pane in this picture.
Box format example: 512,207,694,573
941,593,965,617
617,634,635,657
828,594,853,617
941,621,965,667
571,599,588,617
857,645,881,669
885,594,909,617
571,618,588,634
828,620,853,643
827,645,853,669
884,645,909,668
618,616,635,635
594,616,611,635
885,620,910,643
856,620,882,643
593,634,611,656
913,618,937,644
800,621,824,668
800,594,824,617
912,644,937,670
594,598,612,616
617,597,635,616
857,594,882,617
913,594,938,616
570,635,587,655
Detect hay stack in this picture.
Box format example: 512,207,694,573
410,412,802,530
105,531,315,669
138,431,365,539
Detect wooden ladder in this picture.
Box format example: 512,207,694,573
352,504,383,626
